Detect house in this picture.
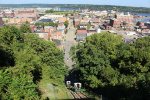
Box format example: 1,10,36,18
73,19,80,27
90,18,100,24
44,26,56,33
87,27,97,36
58,17,67,23
30,25,37,32
0,12,3,17
125,31,136,36
80,18,89,25
34,32,49,40
44,26,56,40
135,22,150,33
78,24,88,29
57,23,66,32
3,10,15,18
7,18,33,24
102,22,112,30
51,31,63,40
76,30,88,41
40,14,63,20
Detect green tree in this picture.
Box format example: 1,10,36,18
20,23,32,33
64,20,69,28
71,32,150,100
45,9,54,13
0,25,67,99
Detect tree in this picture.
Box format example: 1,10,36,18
64,20,69,28
0,25,23,45
0,26,67,99
20,23,31,33
71,32,150,99
45,9,54,13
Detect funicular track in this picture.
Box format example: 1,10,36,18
70,90,88,99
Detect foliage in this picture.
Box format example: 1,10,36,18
45,9,77,15
64,20,69,28
45,9,54,13
20,23,32,33
0,25,67,99
71,32,150,100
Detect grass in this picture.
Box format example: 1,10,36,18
38,79,73,100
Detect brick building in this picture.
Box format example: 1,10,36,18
110,13,134,30
14,9,39,20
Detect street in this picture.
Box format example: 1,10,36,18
63,19,77,70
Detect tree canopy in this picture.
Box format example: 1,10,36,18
71,32,150,100
0,25,67,99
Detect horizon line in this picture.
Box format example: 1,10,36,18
0,3,149,8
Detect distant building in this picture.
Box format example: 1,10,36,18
0,17,4,26
73,19,80,27
0,12,3,17
44,26,56,40
3,10,15,18
51,31,63,40
125,31,136,36
80,18,89,25
110,13,134,30
76,30,87,41
40,14,63,20
135,22,150,33
57,23,66,34
58,17,67,23
57,23,65,31
90,18,100,24
38,19,53,23
7,18,33,24
35,32,49,40
14,9,39,20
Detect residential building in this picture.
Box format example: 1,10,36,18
87,27,97,36
51,31,63,40
35,32,49,40
73,19,80,27
3,10,14,18
110,13,134,30
76,30,88,41
14,9,39,20
40,14,64,20
6,18,33,24
58,17,67,23
57,23,66,33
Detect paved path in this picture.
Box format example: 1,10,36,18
63,19,76,70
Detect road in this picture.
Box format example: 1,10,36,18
63,19,76,70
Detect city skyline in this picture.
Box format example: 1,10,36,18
0,0,150,8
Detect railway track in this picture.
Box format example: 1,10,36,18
77,92,87,99
70,90,88,99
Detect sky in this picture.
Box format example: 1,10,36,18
0,0,150,8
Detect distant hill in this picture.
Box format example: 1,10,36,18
0,4,150,13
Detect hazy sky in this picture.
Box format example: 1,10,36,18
0,0,150,7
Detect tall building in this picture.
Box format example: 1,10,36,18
14,9,39,20
110,12,134,29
